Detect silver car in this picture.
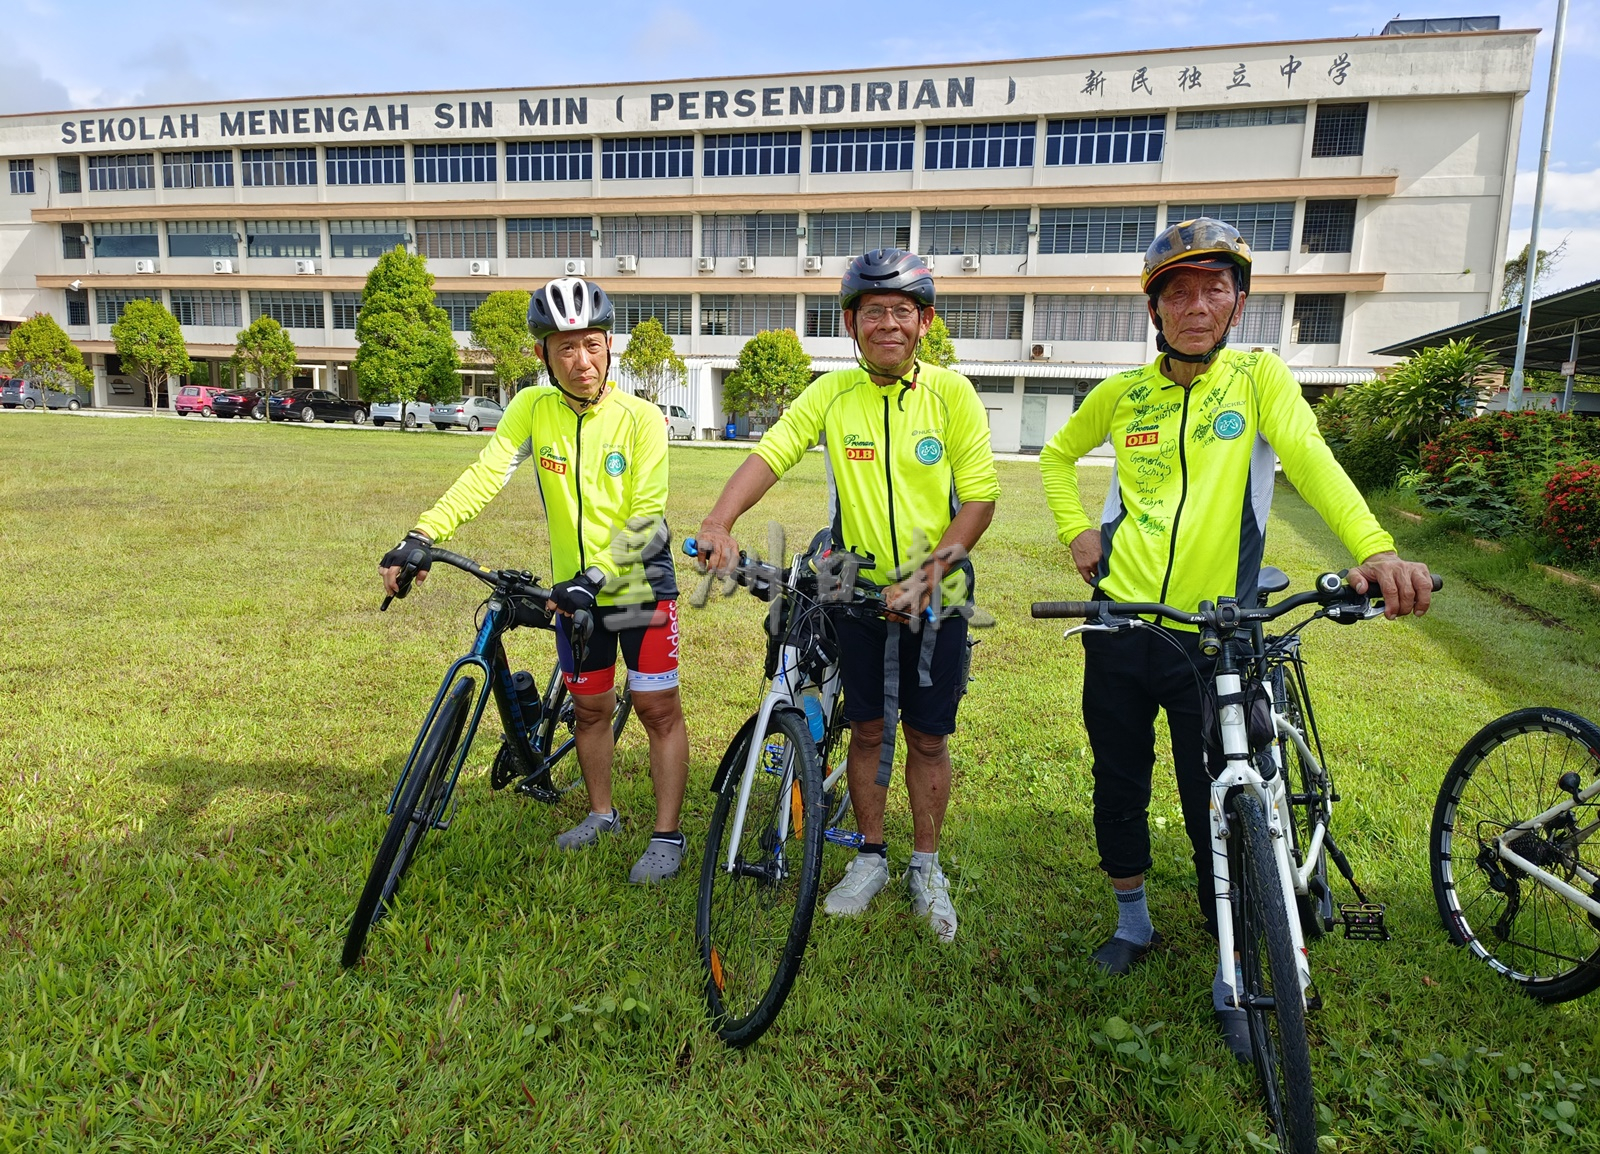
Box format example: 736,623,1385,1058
657,403,693,440
370,400,433,428
1,379,88,410
430,396,503,432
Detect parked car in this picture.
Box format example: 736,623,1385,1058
173,383,233,417
1,378,89,410
430,396,503,432
268,388,368,424
370,400,433,428
658,402,693,440
210,388,269,419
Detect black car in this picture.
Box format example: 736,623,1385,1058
267,389,368,425
210,388,269,419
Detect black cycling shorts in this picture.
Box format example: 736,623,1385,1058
834,611,970,736
554,601,680,695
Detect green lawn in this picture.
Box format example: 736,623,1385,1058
2,415,1598,1152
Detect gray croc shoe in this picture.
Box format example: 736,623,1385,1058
555,810,619,851
1215,1009,1254,1063
629,836,685,884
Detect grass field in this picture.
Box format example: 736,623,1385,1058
3,414,1599,1152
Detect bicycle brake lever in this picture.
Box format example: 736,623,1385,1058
380,595,394,612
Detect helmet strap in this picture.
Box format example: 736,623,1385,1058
1148,285,1241,367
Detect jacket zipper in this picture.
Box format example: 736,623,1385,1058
1157,386,1192,606
573,407,587,569
881,394,901,575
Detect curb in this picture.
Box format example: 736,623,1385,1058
1385,506,1600,598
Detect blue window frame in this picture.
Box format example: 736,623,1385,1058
810,127,915,173
601,137,693,180
1045,116,1165,166
924,122,1035,170
326,146,405,185
506,140,593,182
703,132,801,177
413,143,496,184
1038,206,1158,254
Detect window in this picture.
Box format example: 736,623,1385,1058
612,294,693,335
1291,294,1344,344
805,295,843,338
246,220,320,259
415,219,496,260
925,122,1035,170
1024,382,1077,396
92,221,159,258
1234,294,1285,345
1301,200,1356,254
166,220,237,258
938,295,1024,341
414,143,496,184
974,379,1014,394
1038,206,1157,254
703,133,801,177
806,211,911,257
250,290,324,330
811,127,915,173
602,136,693,180
10,159,35,195
1032,295,1148,342
506,139,593,183
1311,104,1367,158
601,215,691,259
87,153,155,190
700,294,796,336
326,145,405,185
921,209,1031,256
507,217,592,260
95,289,160,325
1046,116,1165,166
1166,202,1295,252
702,213,799,258
61,223,88,260
170,290,242,327
66,288,89,326
329,219,408,259
163,150,233,188
1176,106,1306,130
436,292,490,331
58,156,80,193
241,148,317,186
331,291,362,330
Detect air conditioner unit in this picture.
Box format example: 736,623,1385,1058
468,260,493,276
563,259,587,276
803,255,823,273
294,259,318,275
960,254,982,272
737,255,757,273
616,254,639,273
1030,342,1054,361
212,259,234,274
133,259,157,274
697,256,716,273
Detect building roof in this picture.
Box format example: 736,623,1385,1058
1370,279,1600,372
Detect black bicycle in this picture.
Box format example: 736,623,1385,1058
341,549,631,967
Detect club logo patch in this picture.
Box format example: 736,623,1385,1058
538,446,568,475
1212,410,1245,440
845,447,876,461
1125,431,1159,448
604,451,627,477
915,436,944,465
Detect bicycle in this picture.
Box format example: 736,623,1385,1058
341,548,631,968
1033,567,1441,1154
1431,707,1600,1002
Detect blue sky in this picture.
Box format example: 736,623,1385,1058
5,1,1596,297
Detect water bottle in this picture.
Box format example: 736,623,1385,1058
801,690,826,747
510,670,543,732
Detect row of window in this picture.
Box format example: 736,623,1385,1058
76,288,1345,344
22,104,1369,194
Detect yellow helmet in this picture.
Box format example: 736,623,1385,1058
1141,217,1252,296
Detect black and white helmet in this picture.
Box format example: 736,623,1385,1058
840,248,936,311
528,277,615,339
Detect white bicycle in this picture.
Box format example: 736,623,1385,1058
1034,566,1441,1154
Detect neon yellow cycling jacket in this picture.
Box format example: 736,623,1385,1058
752,362,1000,585
414,385,677,605
1038,348,1393,623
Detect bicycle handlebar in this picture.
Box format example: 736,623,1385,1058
1030,571,1443,625
382,547,555,612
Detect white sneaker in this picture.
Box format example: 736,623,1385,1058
822,852,889,916
907,863,958,943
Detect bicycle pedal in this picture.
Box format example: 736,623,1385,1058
824,828,865,849
1338,902,1390,942
513,774,561,804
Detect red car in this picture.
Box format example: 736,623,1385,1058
174,384,232,417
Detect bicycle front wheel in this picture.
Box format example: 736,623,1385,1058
1430,708,1600,1003
1274,668,1331,939
1232,791,1318,1154
697,709,824,1048
342,677,474,967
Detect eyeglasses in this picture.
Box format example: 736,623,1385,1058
855,303,924,324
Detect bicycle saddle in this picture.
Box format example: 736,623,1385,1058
1257,566,1290,596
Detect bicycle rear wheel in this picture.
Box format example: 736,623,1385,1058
697,709,824,1048
1273,667,1332,938
1232,791,1318,1154
518,666,632,801
1430,708,1600,1003
343,677,474,967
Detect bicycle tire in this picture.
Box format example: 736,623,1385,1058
1430,707,1600,1003
1232,791,1318,1154
342,677,474,967
519,666,631,800
1273,667,1332,939
697,708,824,1048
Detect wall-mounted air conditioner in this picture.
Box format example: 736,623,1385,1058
960,254,982,272
1030,342,1054,361
737,255,757,273
803,255,823,273
134,259,157,274
697,256,716,273
616,254,639,273
468,260,493,276
212,259,234,274
294,259,318,275
564,259,587,276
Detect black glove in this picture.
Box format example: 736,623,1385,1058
380,531,433,591
551,566,606,614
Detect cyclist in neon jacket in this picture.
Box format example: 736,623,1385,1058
379,278,689,884
1038,218,1433,1057
697,248,999,943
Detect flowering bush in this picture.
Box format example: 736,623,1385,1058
1541,461,1600,560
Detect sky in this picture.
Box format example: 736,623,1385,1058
3,0,1596,300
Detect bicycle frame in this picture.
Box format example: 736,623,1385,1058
1489,783,1600,922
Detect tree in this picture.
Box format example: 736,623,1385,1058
722,328,812,423
233,316,298,422
469,290,541,398
353,248,460,419
1501,237,1568,309
0,312,92,396
618,317,686,404
1355,337,1495,449
917,315,959,368
110,299,193,416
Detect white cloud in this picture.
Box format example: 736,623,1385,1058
1514,169,1600,215
0,54,73,114
1506,225,1600,294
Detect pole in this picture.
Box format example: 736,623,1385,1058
1508,0,1569,410
1560,319,1579,413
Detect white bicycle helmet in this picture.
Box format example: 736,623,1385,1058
528,277,615,339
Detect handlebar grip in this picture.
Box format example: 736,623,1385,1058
1031,601,1101,619
1430,573,1444,592
682,537,699,557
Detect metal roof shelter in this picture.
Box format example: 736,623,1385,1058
1371,278,1600,374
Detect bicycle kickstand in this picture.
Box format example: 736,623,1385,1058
1324,830,1391,943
